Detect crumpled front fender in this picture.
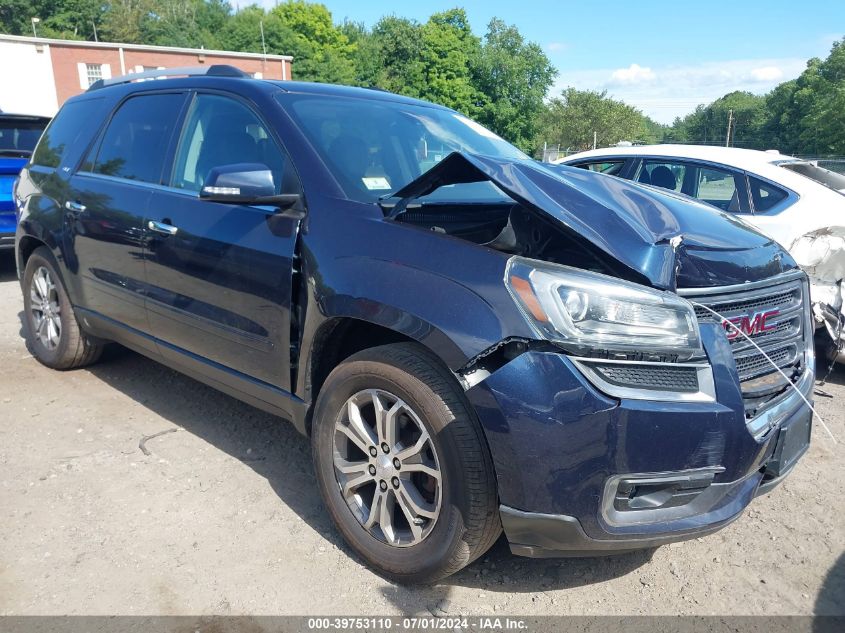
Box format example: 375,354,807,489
791,226,845,356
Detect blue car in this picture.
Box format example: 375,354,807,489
14,67,814,583
0,113,50,249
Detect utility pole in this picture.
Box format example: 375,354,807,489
725,109,733,147
92,21,98,42
259,19,267,63
593,131,597,150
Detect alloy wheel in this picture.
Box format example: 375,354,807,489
332,389,442,547
29,266,62,350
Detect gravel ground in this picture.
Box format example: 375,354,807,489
0,251,843,616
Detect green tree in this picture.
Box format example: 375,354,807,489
270,1,355,83
340,19,381,87
641,117,668,144
99,0,153,43
369,15,425,95
672,91,766,148
417,8,482,115
1,0,104,40
471,18,556,151
141,0,230,48
537,88,655,152
667,37,845,154
793,39,845,154
218,5,295,57
761,78,800,151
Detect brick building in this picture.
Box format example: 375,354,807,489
0,34,293,116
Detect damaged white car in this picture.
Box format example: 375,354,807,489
556,145,845,363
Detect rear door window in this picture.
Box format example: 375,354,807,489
86,93,184,184
638,160,685,192
638,160,750,212
693,166,749,212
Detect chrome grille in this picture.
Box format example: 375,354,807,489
734,344,796,380
681,274,809,418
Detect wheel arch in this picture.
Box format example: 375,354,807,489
16,235,47,276
301,317,419,434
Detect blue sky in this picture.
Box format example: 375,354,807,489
252,0,843,123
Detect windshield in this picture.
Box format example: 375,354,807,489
279,93,527,203
0,118,48,157
777,160,845,194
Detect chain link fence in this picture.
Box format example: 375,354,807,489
797,156,845,175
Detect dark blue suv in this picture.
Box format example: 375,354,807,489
14,67,814,583
1,113,50,249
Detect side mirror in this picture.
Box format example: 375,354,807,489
200,163,301,210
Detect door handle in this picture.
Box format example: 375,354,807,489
147,220,178,236
64,200,86,213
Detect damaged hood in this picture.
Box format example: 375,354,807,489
391,153,795,290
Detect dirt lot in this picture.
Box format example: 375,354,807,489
0,251,843,616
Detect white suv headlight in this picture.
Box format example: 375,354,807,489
505,257,702,361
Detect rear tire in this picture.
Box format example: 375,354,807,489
312,342,501,584
22,247,103,369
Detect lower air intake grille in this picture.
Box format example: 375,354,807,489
591,363,700,393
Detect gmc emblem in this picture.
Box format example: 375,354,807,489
723,309,779,340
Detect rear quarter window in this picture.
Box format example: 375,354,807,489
32,98,104,169
748,176,789,212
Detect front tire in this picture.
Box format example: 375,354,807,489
312,343,501,583
22,247,103,369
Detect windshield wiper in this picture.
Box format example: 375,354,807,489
378,195,421,220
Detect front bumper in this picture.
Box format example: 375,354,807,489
500,504,739,558
466,327,813,557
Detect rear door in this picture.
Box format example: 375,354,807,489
144,91,302,391
68,91,187,336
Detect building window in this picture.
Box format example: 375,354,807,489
77,62,111,89
85,63,103,87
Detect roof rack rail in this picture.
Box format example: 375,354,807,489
87,65,248,91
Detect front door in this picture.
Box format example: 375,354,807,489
68,92,186,336
143,92,302,391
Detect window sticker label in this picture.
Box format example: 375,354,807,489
362,176,391,190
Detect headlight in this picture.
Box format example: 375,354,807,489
506,257,702,361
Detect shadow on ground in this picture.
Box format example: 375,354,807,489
0,252,17,283
36,338,651,600
815,358,845,388
815,551,845,617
